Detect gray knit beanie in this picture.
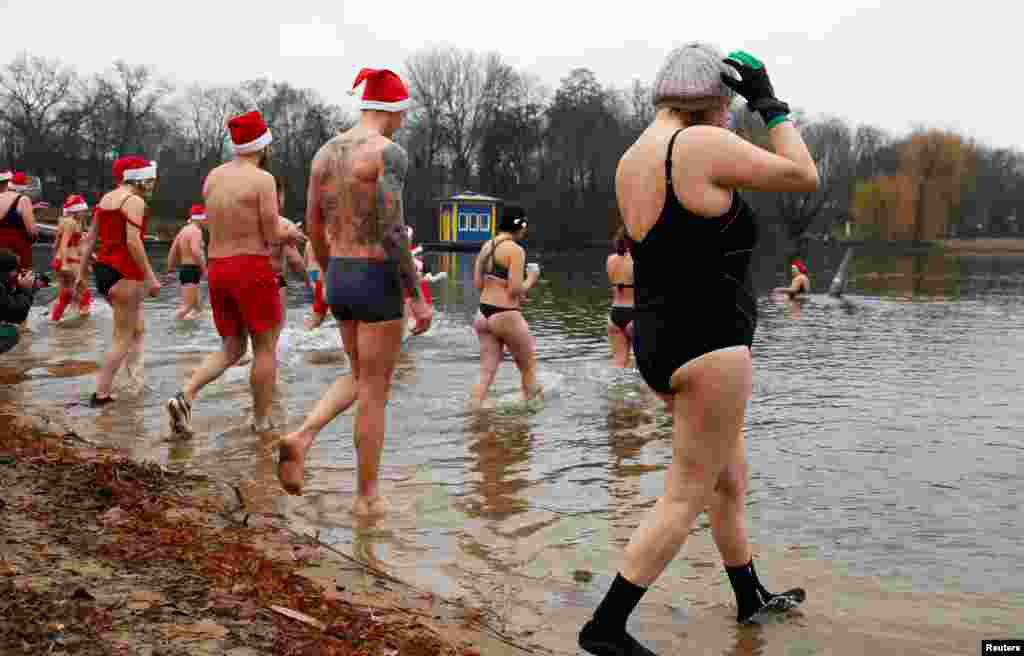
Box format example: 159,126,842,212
653,42,736,110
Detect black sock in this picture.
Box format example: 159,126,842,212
726,559,772,620
590,573,647,632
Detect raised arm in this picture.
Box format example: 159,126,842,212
707,126,818,193
376,141,423,300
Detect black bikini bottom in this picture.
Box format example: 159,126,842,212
479,303,517,319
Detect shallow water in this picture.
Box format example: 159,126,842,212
5,244,1022,653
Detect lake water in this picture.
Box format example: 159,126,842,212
3,243,1022,654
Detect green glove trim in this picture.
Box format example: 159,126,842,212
766,114,790,129
725,51,764,70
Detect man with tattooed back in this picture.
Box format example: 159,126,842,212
277,68,431,516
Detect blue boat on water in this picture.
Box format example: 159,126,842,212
422,191,503,252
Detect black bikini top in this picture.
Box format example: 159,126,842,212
483,237,517,280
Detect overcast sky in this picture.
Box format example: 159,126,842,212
0,1,1019,149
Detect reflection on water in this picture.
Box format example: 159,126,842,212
7,243,1023,652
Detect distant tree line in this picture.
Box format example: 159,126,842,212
1,49,1021,252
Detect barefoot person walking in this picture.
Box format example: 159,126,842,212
50,194,94,321
468,204,542,408
607,226,635,368
165,111,303,434
577,44,818,655
166,205,208,320
75,157,162,406
277,68,431,516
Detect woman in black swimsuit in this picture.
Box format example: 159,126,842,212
469,204,542,409
607,225,635,367
578,44,818,656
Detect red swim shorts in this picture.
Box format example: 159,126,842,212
207,254,283,337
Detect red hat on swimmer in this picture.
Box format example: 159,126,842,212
228,111,273,154
348,68,412,112
113,156,157,184
63,194,89,214
190,204,207,222
791,260,807,275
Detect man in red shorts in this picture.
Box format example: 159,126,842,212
165,110,303,435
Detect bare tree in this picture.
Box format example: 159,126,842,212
95,60,175,155
0,52,77,175
178,84,246,168
775,116,856,256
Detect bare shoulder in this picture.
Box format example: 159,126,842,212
500,240,525,259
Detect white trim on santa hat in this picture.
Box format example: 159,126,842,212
190,212,207,221
64,202,89,214
359,98,412,112
0,171,11,182
123,161,158,181
233,129,273,155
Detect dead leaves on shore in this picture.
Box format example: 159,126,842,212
1,431,469,656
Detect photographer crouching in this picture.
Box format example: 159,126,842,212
0,248,49,352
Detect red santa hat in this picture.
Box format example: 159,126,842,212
113,156,157,183
791,260,808,275
348,68,412,112
190,204,207,222
0,170,11,183
63,194,89,214
228,111,273,154
10,172,28,190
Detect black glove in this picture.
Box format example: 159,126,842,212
721,51,790,128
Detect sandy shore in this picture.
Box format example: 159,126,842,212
0,409,522,655
937,238,1024,254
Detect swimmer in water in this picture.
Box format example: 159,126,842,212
607,225,635,368
165,111,304,435
773,259,810,298
50,194,94,321
75,156,162,407
166,205,208,320
277,68,431,517
578,45,817,656
468,204,542,409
